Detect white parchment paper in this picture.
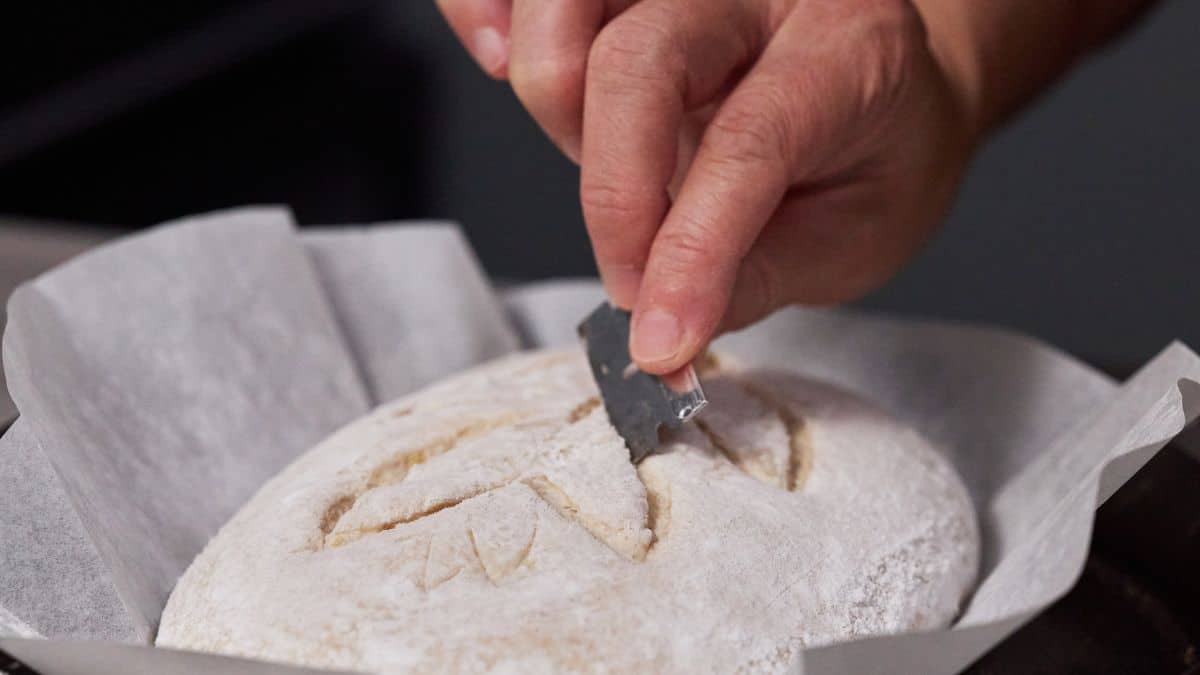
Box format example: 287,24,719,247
0,417,133,641
2,207,1197,674
303,224,519,403
2,209,372,640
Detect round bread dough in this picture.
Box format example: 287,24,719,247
157,349,978,674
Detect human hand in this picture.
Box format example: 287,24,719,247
437,0,978,373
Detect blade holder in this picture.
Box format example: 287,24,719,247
578,302,707,463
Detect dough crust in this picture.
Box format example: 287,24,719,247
158,349,978,674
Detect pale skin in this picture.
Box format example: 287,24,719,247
436,0,1156,374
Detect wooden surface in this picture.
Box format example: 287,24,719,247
0,221,108,424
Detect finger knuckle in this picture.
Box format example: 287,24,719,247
579,179,646,230
706,86,794,169
589,15,685,87
510,53,585,112
654,221,725,278
853,1,928,121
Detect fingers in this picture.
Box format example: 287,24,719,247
716,187,882,333
630,1,930,372
435,0,515,78
718,171,945,334
580,0,766,310
507,0,606,161
628,85,791,371
628,58,801,371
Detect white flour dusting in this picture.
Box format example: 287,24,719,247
158,349,978,674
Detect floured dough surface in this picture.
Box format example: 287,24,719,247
158,349,978,674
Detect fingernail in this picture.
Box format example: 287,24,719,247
472,26,509,74
601,265,642,310
631,309,682,365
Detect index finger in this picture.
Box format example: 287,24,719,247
629,76,792,372
579,0,763,309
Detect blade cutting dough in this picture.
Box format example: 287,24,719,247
577,302,707,462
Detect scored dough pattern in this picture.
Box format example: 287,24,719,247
157,349,979,675
318,371,811,584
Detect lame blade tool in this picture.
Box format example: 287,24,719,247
578,302,708,463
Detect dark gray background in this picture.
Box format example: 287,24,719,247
0,0,1196,369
